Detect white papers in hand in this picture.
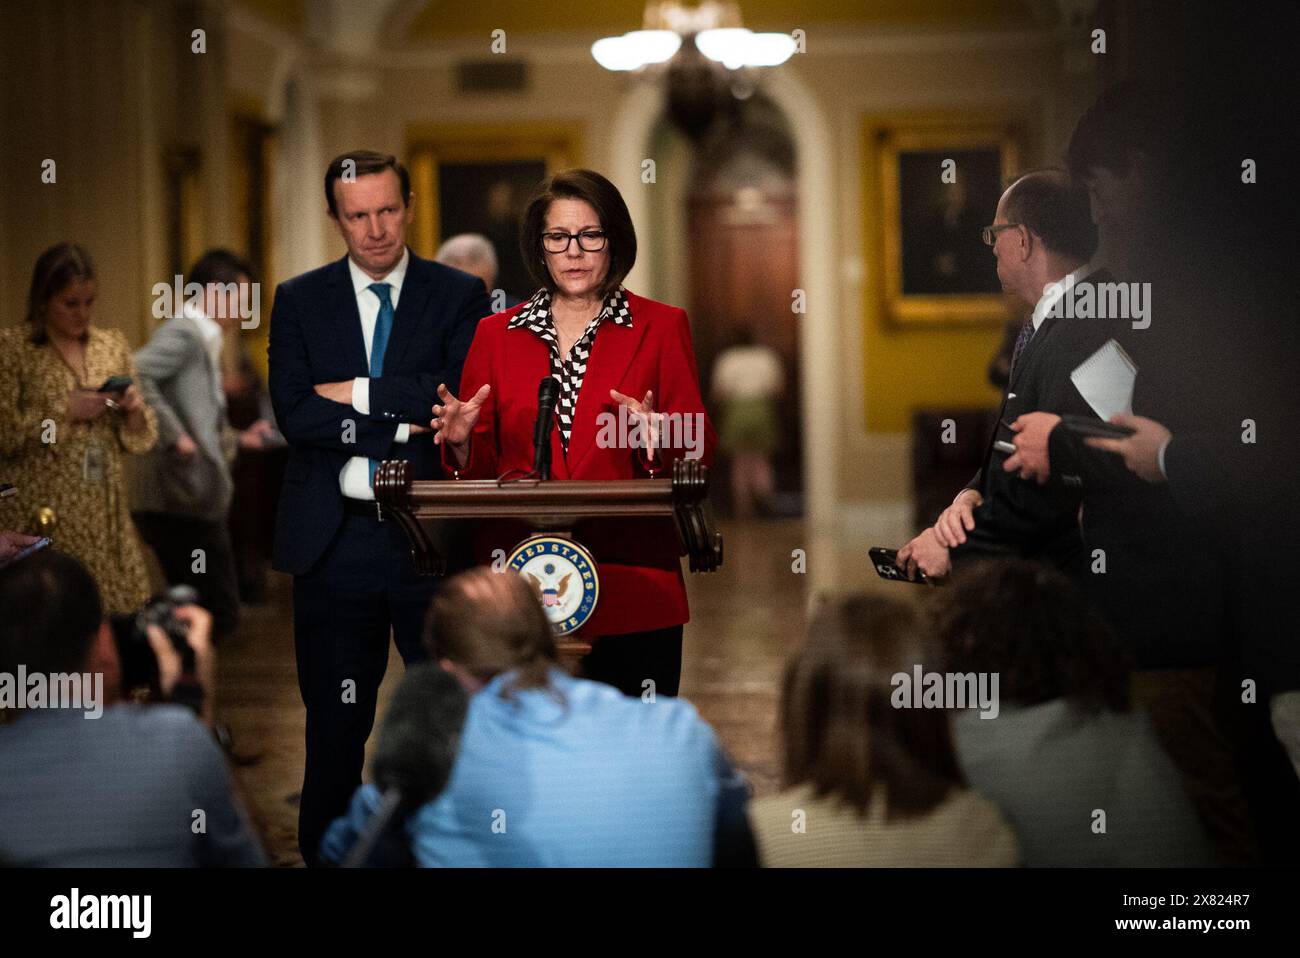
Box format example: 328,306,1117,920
1070,338,1137,421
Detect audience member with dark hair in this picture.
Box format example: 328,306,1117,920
319,567,751,867
0,242,158,615
0,550,264,867
935,560,1210,867
748,594,1018,867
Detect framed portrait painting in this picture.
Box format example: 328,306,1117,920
870,120,1022,325
406,123,583,303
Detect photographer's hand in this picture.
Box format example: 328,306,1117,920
0,530,40,564
145,604,216,726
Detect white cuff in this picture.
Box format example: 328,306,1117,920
351,377,370,415
395,423,410,443
1157,437,1171,479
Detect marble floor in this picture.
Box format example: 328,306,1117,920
219,517,827,866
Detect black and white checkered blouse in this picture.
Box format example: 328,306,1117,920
507,286,633,451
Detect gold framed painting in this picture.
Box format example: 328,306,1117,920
868,118,1022,325
406,123,583,302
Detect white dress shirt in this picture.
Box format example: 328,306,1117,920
340,248,411,500
182,299,226,410
1031,258,1101,332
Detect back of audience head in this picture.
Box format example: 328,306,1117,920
425,567,557,697
781,593,965,821
933,560,1131,714
0,550,107,687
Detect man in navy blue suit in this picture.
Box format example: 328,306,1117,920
268,150,490,865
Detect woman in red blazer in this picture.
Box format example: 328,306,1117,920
430,169,715,697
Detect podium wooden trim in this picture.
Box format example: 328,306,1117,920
373,458,724,578
374,459,722,662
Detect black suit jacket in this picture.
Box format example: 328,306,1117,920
1045,268,1234,670
268,251,491,575
953,271,1128,572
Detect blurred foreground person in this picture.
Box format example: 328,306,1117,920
1062,77,1300,860
1004,78,1287,863
320,567,751,867
0,551,264,867
937,561,1210,867
0,243,157,615
748,594,1019,867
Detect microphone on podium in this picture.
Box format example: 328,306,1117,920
533,376,560,480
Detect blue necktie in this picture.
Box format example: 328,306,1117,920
367,282,395,488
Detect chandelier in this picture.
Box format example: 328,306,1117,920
592,1,795,71
592,2,796,138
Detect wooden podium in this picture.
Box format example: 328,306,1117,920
373,458,723,658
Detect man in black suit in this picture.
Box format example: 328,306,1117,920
268,150,490,865
898,169,1116,580
1000,75,1291,864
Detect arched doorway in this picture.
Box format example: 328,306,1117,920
609,69,840,591
685,96,802,515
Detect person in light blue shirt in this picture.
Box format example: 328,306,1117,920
320,566,752,867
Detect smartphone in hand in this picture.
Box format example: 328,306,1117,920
869,546,929,585
0,536,51,570
98,376,132,393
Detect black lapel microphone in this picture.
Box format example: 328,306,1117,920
533,376,560,480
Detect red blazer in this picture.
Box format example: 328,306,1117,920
446,290,716,636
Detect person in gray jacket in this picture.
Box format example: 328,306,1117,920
131,250,275,642
935,559,1212,867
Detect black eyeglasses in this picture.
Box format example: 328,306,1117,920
981,223,1022,246
542,230,608,253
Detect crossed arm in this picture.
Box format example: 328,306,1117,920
272,278,490,458
268,283,403,460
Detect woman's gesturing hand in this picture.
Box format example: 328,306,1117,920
431,382,491,449
610,388,662,452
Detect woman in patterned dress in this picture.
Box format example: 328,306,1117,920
0,243,157,614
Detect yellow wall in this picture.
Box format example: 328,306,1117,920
857,114,1010,433
863,322,1005,433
